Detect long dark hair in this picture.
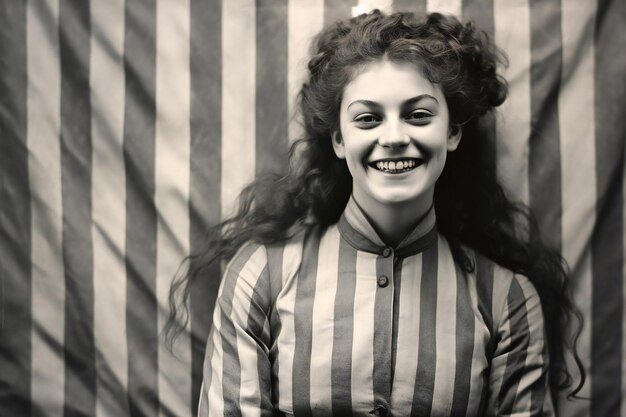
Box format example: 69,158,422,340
166,10,584,398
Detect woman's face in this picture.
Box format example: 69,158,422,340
333,59,461,217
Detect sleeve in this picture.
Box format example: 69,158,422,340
197,243,275,417
486,273,553,417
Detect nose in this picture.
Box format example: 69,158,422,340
378,120,410,148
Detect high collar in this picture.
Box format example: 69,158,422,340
337,196,438,257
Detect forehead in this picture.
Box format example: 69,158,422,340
342,59,444,106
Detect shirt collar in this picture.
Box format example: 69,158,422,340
337,196,438,257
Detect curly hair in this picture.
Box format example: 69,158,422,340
166,10,584,400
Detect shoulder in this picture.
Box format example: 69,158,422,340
466,249,542,335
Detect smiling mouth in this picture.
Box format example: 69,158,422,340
369,158,423,174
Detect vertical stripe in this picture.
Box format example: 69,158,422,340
412,243,438,416
59,1,95,415
494,0,531,205
221,0,256,217
275,238,304,412
287,0,324,143
218,245,261,416
351,252,377,411
248,270,273,412
331,238,358,415
154,0,192,416
431,238,457,417
465,269,487,417
25,1,65,416
591,0,625,414
90,0,129,416
372,255,393,407
392,0,427,14
557,0,596,414
123,0,158,415
256,0,289,174
189,0,222,413
292,231,320,417
623,95,626,417
323,0,355,25
462,0,493,34
390,256,422,414
497,279,529,414
309,230,340,408
450,262,474,417
0,0,30,415
528,0,563,251
266,244,284,407
426,0,462,16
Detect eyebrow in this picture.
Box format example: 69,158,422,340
347,94,439,112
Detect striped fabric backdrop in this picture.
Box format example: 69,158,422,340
0,0,624,416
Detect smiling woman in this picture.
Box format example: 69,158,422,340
166,10,584,417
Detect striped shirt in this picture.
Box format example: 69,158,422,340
199,198,553,417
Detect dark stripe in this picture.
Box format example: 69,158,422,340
393,0,427,15
256,0,288,175
591,0,625,415
462,0,494,36
0,1,30,415
266,244,284,406
248,266,273,411
473,255,493,416
411,243,438,417
390,258,403,384
292,229,320,417
220,244,260,417
528,0,563,252
497,279,530,414
449,263,473,417
331,238,357,415
324,0,356,26
123,1,158,416
58,1,95,416
189,0,222,413
373,255,394,406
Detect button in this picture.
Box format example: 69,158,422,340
377,275,389,288
382,247,392,257
370,402,390,416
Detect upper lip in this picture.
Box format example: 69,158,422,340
368,157,422,165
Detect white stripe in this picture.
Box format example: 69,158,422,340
309,229,340,408
207,301,225,416
351,252,377,410
89,1,128,415
556,2,596,415
465,269,486,417
494,0,531,205
287,0,324,143
233,247,267,416
431,237,457,417
27,1,65,416
514,277,543,415
221,0,256,218
426,0,462,17
154,0,192,415
275,238,304,413
390,255,422,414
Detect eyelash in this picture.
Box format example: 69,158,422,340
353,110,433,127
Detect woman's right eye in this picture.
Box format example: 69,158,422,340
354,114,381,127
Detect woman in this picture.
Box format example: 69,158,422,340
167,10,583,416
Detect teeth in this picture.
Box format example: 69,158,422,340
373,159,418,172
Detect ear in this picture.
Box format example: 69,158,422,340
447,125,462,151
331,130,346,159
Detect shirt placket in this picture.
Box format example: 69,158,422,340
371,246,395,417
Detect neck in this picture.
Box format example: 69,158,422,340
352,191,433,248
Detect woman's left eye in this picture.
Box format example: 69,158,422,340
406,110,433,123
